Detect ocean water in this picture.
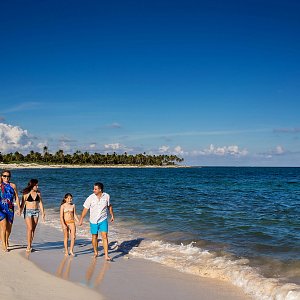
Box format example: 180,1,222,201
10,167,300,300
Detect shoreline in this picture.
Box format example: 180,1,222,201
3,216,251,300
0,162,190,169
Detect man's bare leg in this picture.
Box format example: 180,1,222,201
92,234,98,257
101,231,111,260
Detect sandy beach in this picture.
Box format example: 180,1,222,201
0,250,101,300
0,215,252,300
0,163,187,169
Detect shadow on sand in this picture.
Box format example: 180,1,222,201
25,237,144,260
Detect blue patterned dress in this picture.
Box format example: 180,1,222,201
0,182,15,223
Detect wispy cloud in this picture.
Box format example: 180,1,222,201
273,128,300,134
89,143,97,149
58,141,72,152
105,122,122,129
159,145,170,152
104,143,125,151
0,102,41,113
123,128,270,141
56,136,77,152
58,136,77,143
259,145,286,157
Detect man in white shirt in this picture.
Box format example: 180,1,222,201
79,182,114,260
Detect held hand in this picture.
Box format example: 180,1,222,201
110,216,114,223
78,219,83,226
16,209,21,216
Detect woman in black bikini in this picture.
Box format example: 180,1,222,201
20,179,45,252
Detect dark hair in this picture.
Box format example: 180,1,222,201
1,169,11,183
94,182,104,191
1,169,11,176
23,179,38,194
61,193,73,205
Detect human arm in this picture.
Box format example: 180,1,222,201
20,194,27,215
60,205,67,229
38,193,46,221
78,207,89,226
11,183,21,215
73,204,80,223
108,205,114,223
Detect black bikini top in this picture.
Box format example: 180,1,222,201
26,193,40,202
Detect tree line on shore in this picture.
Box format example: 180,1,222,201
0,147,184,166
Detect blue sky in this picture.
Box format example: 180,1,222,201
0,0,299,166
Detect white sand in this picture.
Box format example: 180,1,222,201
0,247,101,300
0,163,186,169
0,216,253,300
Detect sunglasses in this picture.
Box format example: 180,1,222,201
2,175,10,178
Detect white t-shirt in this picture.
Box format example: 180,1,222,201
83,192,110,224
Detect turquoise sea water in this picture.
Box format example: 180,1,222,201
10,167,300,300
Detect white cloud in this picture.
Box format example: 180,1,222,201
102,143,134,153
174,145,184,155
191,144,248,157
0,123,32,153
104,143,122,150
275,145,284,154
111,122,121,128
89,143,97,149
58,141,71,152
159,145,170,153
37,142,48,151
157,145,185,156
58,136,76,143
105,122,122,129
274,128,300,134
259,145,286,158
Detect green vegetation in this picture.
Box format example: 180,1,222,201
0,147,184,166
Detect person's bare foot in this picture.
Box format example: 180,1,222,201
93,252,98,258
25,247,32,253
70,251,75,256
105,256,112,261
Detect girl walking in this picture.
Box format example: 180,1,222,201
60,193,79,256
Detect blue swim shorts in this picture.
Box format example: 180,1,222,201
90,219,108,234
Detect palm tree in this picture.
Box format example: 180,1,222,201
54,149,65,163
